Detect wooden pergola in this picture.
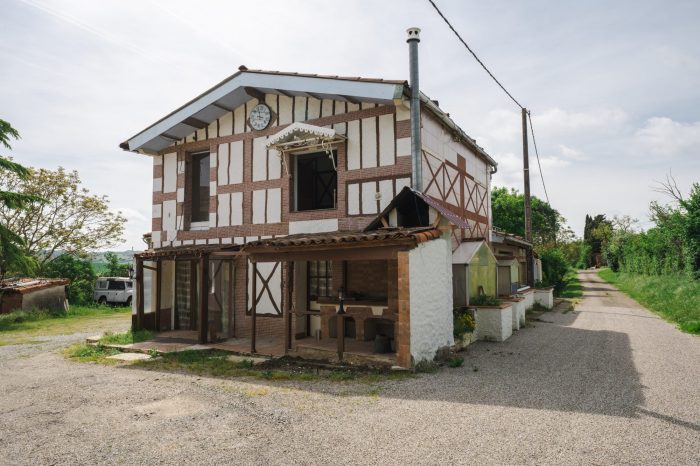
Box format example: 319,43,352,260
242,227,440,359
133,244,241,344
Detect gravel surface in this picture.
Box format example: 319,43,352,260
0,270,698,465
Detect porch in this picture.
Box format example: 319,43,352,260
132,226,449,368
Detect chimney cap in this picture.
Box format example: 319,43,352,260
406,27,421,42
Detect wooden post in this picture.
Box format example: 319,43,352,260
522,107,535,287
251,261,257,354
190,260,197,330
155,260,162,332
136,258,144,330
198,255,208,344
336,315,345,360
284,261,291,352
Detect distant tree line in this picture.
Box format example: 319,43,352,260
599,177,700,279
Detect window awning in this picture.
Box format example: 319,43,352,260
266,122,345,153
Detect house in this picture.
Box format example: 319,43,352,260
121,64,512,368
0,278,69,314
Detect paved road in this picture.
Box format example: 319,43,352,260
0,270,698,465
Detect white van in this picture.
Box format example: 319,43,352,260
94,277,134,306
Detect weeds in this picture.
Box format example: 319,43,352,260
599,268,700,335
100,329,153,345
447,356,464,368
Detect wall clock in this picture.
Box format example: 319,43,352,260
249,103,271,131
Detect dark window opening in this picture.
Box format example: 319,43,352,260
108,280,126,290
191,152,210,223
308,260,332,300
295,151,337,211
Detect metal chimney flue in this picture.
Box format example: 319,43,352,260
407,27,422,191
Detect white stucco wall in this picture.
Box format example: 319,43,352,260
534,288,554,309
409,237,454,363
509,300,524,331
521,290,535,310
475,305,513,342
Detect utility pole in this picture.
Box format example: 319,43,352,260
522,108,535,287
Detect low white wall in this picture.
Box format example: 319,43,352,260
534,288,554,309
509,300,524,331
475,305,513,342
520,291,534,310
409,237,454,363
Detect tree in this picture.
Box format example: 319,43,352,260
491,187,565,246
43,254,96,305
0,166,126,271
0,120,44,279
104,252,129,277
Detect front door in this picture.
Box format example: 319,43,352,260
175,260,197,330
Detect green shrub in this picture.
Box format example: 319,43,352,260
539,248,569,292
453,308,475,338
43,254,96,305
470,295,500,306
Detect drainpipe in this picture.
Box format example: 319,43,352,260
407,27,422,191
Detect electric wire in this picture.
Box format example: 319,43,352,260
527,112,550,205
427,0,552,207
427,0,524,110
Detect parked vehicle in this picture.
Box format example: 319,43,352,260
94,277,134,306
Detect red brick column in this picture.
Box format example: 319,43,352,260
396,251,411,368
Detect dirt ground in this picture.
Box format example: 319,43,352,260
0,270,698,465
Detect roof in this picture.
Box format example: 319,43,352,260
491,228,532,248
0,278,69,294
120,67,406,154
119,67,496,168
266,122,341,149
135,243,241,259
242,226,441,252
452,239,497,265
366,186,471,232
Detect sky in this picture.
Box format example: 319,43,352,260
2,0,699,250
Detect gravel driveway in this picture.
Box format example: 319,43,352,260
0,270,698,465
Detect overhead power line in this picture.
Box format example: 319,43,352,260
427,0,552,207
427,0,524,110
527,112,550,205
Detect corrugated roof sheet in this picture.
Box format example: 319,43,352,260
0,278,69,294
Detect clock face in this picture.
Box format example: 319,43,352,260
249,103,271,130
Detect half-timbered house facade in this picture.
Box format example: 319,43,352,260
122,67,499,367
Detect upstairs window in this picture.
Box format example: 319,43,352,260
191,152,210,223
294,151,337,211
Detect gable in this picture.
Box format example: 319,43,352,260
121,69,407,154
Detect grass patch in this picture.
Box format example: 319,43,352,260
558,270,583,299
126,350,414,384
100,329,153,345
0,305,129,332
598,268,700,335
0,306,131,347
64,343,121,363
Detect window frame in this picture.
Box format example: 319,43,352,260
293,150,338,212
307,260,333,301
190,151,211,224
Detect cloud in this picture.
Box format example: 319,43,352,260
633,117,700,157
558,144,587,160
533,107,628,133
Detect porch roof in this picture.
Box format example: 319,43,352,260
242,226,441,261
135,243,241,260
